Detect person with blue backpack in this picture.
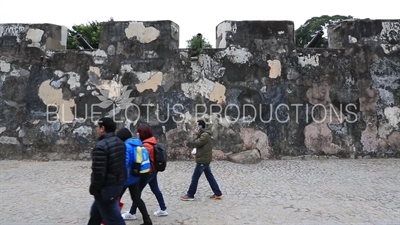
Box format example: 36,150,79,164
116,128,153,225
129,126,168,218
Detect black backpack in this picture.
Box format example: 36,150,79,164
153,144,167,172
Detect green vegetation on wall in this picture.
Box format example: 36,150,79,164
67,21,102,49
186,34,212,57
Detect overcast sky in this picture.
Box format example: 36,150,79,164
1,0,399,48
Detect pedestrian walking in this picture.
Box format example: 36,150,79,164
87,117,126,225
181,120,223,201
129,126,168,217
116,128,153,225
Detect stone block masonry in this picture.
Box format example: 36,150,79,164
0,19,399,160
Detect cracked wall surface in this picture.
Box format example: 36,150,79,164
0,19,399,160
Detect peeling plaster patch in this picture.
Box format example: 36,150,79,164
135,71,158,82
378,122,394,138
0,127,6,135
298,54,320,67
380,21,400,54
107,45,116,55
0,61,11,72
8,68,23,77
348,35,357,43
26,28,44,48
120,64,133,74
46,50,55,58
190,60,202,81
125,22,160,43
0,136,19,145
217,46,252,64
50,77,67,89
372,74,400,90
87,66,122,99
216,21,237,48
328,123,348,135
40,124,55,136
197,54,225,79
143,51,159,59
38,80,75,124
84,49,107,64
135,71,163,93
209,82,226,104
267,60,281,78
183,111,192,124
181,78,226,103
73,126,92,138
181,78,215,100
18,129,25,137
278,31,285,35
67,72,81,90
54,70,64,78
376,88,395,106
361,127,379,153
384,107,400,129
260,86,267,93
87,66,102,85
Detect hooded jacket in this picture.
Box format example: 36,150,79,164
142,136,158,172
124,138,144,186
193,127,213,164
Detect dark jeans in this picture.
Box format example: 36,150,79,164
131,172,167,214
187,163,222,198
88,185,126,225
119,180,150,221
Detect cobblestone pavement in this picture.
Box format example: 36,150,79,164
1,159,399,225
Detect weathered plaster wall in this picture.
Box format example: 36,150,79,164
0,19,399,160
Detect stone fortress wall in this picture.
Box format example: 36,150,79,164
0,19,399,161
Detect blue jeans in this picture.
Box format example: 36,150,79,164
87,185,125,225
131,172,167,214
187,163,222,198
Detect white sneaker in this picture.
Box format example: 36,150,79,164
121,211,137,220
154,209,168,216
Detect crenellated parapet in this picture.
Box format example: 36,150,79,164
0,23,67,51
328,19,400,55
98,20,179,55
0,19,399,161
216,21,295,56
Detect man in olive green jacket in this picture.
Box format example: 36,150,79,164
181,120,223,201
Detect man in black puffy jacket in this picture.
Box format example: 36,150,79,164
88,117,126,225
